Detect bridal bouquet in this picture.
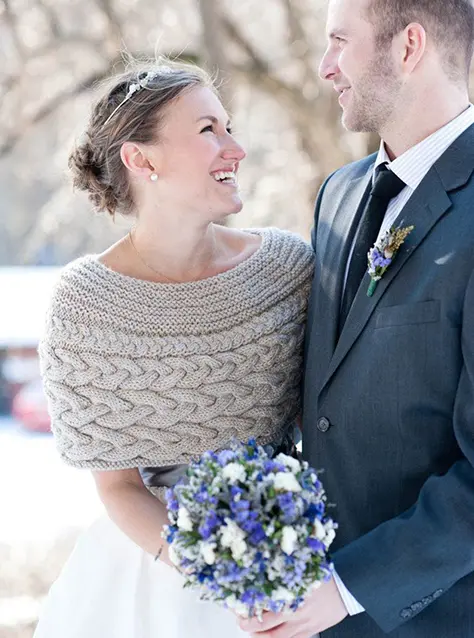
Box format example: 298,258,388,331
163,439,337,618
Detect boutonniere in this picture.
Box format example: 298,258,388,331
367,224,415,297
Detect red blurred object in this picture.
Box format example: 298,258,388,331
11,380,51,433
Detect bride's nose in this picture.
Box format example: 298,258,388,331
222,135,246,162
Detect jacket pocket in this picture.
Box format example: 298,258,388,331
374,300,440,329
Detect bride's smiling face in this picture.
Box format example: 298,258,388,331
145,86,247,222
319,0,402,134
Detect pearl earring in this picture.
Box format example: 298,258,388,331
150,173,158,182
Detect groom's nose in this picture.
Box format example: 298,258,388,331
319,47,340,81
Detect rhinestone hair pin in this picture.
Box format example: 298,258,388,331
103,70,163,126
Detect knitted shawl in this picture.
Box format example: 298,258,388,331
39,228,314,470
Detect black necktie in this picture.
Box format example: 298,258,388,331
339,164,406,330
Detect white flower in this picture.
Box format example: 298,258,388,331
222,462,246,484
272,586,296,603
281,525,298,555
177,507,193,532
220,518,247,561
325,527,336,547
324,521,337,547
231,538,247,561
168,544,180,565
265,521,276,537
200,542,217,565
273,472,302,493
275,453,301,474
226,595,250,618
312,518,326,541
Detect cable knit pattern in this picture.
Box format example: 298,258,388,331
39,228,314,470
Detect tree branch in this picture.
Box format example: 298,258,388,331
2,0,27,62
0,63,115,157
197,0,233,107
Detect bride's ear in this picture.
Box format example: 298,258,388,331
120,142,159,181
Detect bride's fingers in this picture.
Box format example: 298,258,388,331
239,611,285,633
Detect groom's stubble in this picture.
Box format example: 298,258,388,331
341,49,403,135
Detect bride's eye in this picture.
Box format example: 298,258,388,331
200,124,213,133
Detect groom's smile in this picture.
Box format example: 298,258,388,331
335,86,351,106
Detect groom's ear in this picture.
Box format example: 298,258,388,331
397,22,427,75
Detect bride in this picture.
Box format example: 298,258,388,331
34,60,314,637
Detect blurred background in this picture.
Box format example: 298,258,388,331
0,0,380,635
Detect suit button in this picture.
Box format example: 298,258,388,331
317,417,331,432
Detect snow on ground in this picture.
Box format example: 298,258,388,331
0,417,102,544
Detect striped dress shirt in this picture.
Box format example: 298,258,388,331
335,104,474,617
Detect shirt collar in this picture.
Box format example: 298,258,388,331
373,104,474,190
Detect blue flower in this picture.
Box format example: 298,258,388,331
201,450,218,463
231,486,244,500
278,492,298,524
249,523,267,545
166,525,179,544
269,600,284,613
199,511,221,540
264,460,286,473
217,450,236,466
373,254,391,268
241,589,265,606
217,561,249,584
195,483,211,504
304,503,319,522
255,551,267,574
197,566,214,583
307,537,325,552
165,488,179,512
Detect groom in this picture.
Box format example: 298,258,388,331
240,0,474,636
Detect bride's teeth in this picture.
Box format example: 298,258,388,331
213,171,236,182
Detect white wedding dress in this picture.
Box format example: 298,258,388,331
34,515,249,638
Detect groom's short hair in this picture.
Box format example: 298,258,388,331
367,0,474,82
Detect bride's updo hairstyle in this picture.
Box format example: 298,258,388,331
68,60,214,217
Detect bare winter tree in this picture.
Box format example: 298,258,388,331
0,0,373,266
197,0,234,109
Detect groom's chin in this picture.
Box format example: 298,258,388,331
341,112,372,134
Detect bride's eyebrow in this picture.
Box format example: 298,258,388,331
196,115,232,127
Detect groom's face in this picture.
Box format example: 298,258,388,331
319,0,402,133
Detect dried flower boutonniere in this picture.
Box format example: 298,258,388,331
367,225,415,297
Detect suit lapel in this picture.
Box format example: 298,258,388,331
306,170,372,395
319,124,474,395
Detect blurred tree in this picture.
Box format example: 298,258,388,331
197,0,234,109
0,0,370,266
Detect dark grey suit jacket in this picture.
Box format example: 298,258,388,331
302,124,474,637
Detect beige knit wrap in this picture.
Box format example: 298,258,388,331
39,228,314,470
